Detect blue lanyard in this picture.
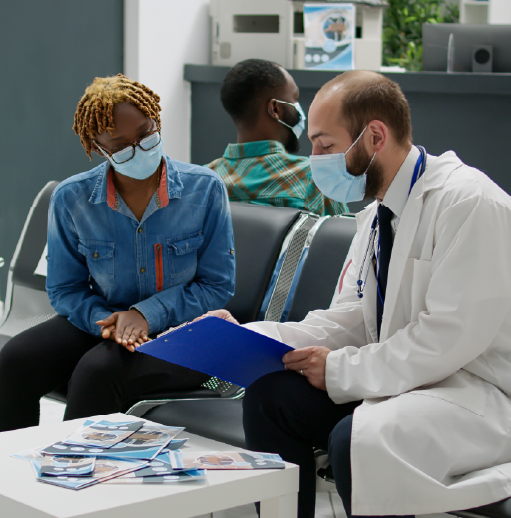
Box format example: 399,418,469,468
356,146,427,300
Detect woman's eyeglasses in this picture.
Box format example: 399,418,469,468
95,130,161,164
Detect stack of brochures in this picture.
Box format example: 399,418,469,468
11,415,285,490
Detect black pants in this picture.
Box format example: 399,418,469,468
0,316,209,432
243,370,413,518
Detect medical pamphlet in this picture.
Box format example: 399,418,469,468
12,414,285,489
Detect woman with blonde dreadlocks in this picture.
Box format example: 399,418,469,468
0,74,235,431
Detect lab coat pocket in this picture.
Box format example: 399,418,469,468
77,240,115,288
408,370,486,417
410,258,431,323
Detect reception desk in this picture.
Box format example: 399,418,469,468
185,65,511,196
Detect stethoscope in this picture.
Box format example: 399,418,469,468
356,146,427,300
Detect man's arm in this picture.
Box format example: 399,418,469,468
325,195,511,404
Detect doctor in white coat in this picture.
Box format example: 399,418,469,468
208,71,511,518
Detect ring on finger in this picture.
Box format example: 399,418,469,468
300,369,304,376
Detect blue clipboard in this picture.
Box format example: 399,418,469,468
136,316,293,388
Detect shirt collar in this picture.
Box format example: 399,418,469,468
89,155,181,209
223,140,286,159
381,145,420,218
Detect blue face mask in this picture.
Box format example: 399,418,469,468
107,137,164,180
309,127,375,203
275,101,306,139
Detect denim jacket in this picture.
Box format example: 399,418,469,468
46,155,235,336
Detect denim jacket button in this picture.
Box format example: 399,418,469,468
138,228,143,233
93,252,99,258
140,267,146,273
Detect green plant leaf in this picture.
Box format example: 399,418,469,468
382,0,459,70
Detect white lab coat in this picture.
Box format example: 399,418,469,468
245,151,511,515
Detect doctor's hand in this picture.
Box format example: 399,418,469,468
96,310,150,352
283,346,331,391
192,309,240,325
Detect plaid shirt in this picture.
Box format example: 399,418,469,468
206,141,348,216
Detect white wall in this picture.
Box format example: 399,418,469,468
124,0,211,163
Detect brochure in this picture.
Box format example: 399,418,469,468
12,449,145,490
40,455,96,477
36,458,146,490
41,424,184,461
106,469,206,484
163,438,188,451
63,419,145,448
169,451,285,470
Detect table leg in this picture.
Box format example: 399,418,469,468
260,492,298,518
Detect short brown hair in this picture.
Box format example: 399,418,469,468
320,71,412,146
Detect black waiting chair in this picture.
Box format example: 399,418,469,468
0,181,59,350
0,184,308,410
143,215,358,445
125,203,313,416
286,215,356,322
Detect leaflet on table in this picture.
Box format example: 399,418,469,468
12,449,146,490
41,455,96,477
169,450,285,470
106,469,206,484
36,458,146,490
137,316,294,388
40,424,185,460
63,419,145,448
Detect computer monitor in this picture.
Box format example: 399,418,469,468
423,23,511,73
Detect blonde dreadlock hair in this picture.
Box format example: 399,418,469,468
73,73,162,159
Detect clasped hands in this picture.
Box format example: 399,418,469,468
197,310,331,391
96,309,150,352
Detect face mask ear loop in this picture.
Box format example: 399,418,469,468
364,152,377,174
271,100,293,131
345,124,368,156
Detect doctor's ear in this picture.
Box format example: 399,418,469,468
366,120,388,153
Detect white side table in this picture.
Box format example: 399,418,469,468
0,414,299,518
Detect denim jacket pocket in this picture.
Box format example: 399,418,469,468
78,240,115,288
167,231,204,280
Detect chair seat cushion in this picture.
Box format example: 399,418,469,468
0,334,12,349
144,399,245,448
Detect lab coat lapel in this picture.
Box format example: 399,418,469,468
379,153,461,342
379,180,424,342
356,205,379,343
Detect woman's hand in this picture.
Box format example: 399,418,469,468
96,309,150,352
192,309,240,325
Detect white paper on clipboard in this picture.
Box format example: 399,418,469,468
34,244,48,277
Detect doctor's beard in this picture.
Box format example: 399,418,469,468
346,142,384,200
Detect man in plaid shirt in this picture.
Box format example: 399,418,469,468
207,59,348,216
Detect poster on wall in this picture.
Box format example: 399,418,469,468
304,3,355,70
